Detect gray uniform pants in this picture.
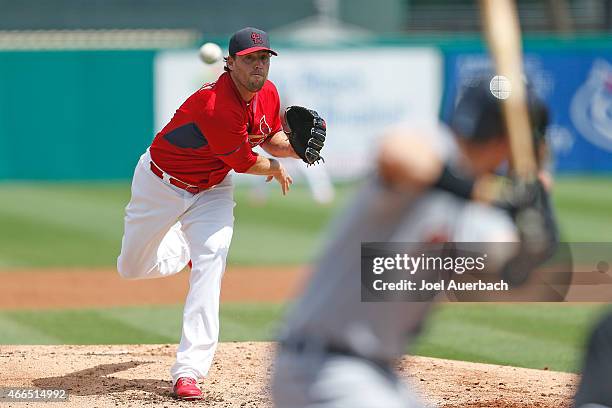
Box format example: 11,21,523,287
574,313,612,408
272,349,426,408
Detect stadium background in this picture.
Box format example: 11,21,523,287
1,0,612,376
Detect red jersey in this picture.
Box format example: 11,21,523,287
150,72,282,188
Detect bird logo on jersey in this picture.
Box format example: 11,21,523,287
259,115,272,136
247,115,272,147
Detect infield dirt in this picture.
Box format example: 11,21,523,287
0,266,309,309
1,343,576,408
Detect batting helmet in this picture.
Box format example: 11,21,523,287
449,76,549,144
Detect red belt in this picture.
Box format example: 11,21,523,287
149,161,202,194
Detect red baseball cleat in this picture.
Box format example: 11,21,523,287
173,377,202,400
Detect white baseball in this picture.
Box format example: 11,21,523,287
199,42,223,64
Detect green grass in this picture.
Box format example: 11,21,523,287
228,183,355,265
0,182,355,268
412,303,609,372
0,303,285,345
0,183,128,268
0,303,606,372
552,176,612,241
0,175,609,268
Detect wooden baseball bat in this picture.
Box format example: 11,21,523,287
480,0,537,180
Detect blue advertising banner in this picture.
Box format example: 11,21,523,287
442,51,612,173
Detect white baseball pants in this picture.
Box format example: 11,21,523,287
117,149,235,383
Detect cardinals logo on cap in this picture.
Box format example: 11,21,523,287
251,32,264,45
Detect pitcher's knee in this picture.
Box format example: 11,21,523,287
117,255,145,280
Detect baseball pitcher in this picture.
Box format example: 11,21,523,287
117,27,327,400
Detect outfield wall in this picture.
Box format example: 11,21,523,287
1,36,611,180
0,50,155,180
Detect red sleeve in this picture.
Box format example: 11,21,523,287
195,106,258,173
217,139,259,173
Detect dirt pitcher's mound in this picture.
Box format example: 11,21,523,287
0,343,576,407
